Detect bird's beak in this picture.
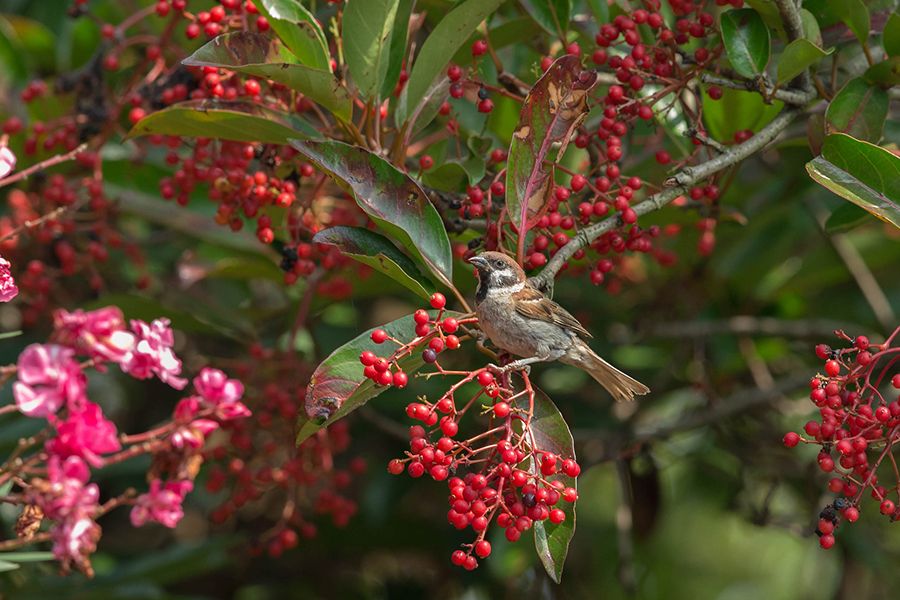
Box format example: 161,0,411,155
467,255,488,269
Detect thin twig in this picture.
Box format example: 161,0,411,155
0,143,88,190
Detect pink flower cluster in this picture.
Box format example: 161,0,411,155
0,255,17,302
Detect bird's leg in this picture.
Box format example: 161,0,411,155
489,350,564,375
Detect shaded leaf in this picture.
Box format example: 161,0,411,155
128,99,318,144
777,39,832,84
84,294,247,339
450,17,542,67
824,203,872,233
343,0,400,100
825,78,888,143
720,8,771,78
183,32,351,122
397,0,504,124
529,387,576,584
205,256,285,282
506,56,598,254
380,0,414,99
520,0,572,38
885,12,900,58
702,86,783,143
806,133,900,229
586,0,610,24
289,140,454,287
313,226,433,300
800,8,823,46
253,0,331,70
830,0,870,44
864,56,900,87
298,311,463,444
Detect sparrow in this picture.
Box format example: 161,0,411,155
468,251,649,402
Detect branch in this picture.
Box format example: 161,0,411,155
529,106,810,295
774,0,813,91
700,73,815,106
0,143,88,190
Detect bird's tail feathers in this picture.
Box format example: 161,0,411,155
562,341,650,402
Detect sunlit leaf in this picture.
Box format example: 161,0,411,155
806,134,900,229
289,140,454,288
825,78,888,142
343,0,400,100
777,39,832,84
313,226,433,300
183,32,351,122
253,0,331,70
506,56,597,258
720,8,771,78
702,87,783,143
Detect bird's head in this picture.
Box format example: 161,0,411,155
467,252,525,291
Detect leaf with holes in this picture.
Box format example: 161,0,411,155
289,140,454,288
806,134,900,229
313,226,433,300
183,32,351,122
298,311,464,444
825,78,888,142
529,386,576,584
128,99,317,144
343,0,400,100
720,8,771,78
777,39,832,84
506,55,597,261
254,0,331,70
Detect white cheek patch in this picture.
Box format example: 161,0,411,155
491,282,524,296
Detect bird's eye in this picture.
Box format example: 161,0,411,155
494,260,504,268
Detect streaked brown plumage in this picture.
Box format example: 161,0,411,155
469,251,649,402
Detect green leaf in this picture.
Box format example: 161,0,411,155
806,133,900,229
289,140,454,288
864,56,900,87
777,39,832,84
885,12,900,58
830,0,870,44
825,78,888,143
0,560,20,573
422,158,485,192
586,0,610,24
253,0,331,71
128,99,318,144
343,0,400,100
0,552,54,563
0,330,22,340
507,55,597,255
397,0,504,124
380,0,414,99
530,387,576,584
702,86,783,143
297,310,464,444
182,32,351,122
450,17,542,67
800,8,823,46
824,203,872,233
519,0,572,38
720,8,771,79
205,256,285,282
313,226,433,300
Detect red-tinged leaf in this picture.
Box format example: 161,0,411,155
505,55,598,261
298,311,463,444
289,140,454,288
825,78,888,143
529,386,576,584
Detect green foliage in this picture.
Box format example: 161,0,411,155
252,0,331,70
720,8,771,78
825,78,888,142
776,39,832,84
343,0,400,100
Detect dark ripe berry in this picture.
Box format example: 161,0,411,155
422,348,438,363
388,459,405,475
360,351,377,366
815,344,832,359
371,329,388,344
430,293,446,309
393,371,409,388
478,98,494,113
824,360,841,377
708,85,723,100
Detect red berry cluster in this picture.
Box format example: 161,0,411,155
783,327,900,549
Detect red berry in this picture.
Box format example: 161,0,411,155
880,499,895,515
430,293,446,309
477,98,494,113
360,351,377,366
388,459,405,475
393,371,408,388
855,336,869,350
477,371,494,386
493,402,510,418
414,309,430,324
451,550,466,565
549,509,565,524
419,155,434,170
440,417,458,437
815,344,831,359
819,534,835,549
472,39,488,56
441,318,459,333
783,432,801,448
371,329,388,344
474,540,491,558
445,335,460,350
844,507,859,522
824,360,841,377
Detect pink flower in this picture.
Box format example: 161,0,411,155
46,402,121,467
13,344,87,418
52,515,101,576
0,146,15,179
170,417,219,449
130,479,193,528
0,255,17,302
193,367,251,420
53,306,135,363
120,318,187,389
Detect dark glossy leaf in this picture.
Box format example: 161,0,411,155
702,87,783,143
830,0,870,44
343,0,400,100
824,203,872,233
397,0,504,124
864,56,900,87
183,32,351,122
720,9,771,78
885,12,900,58
806,133,900,229
777,39,832,84
825,78,888,143
313,226,433,300
128,99,318,144
380,0,414,99
530,387,576,584
289,140,454,287
253,0,330,70
520,0,572,38
506,55,598,258
298,311,464,444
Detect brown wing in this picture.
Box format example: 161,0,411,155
513,286,593,339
